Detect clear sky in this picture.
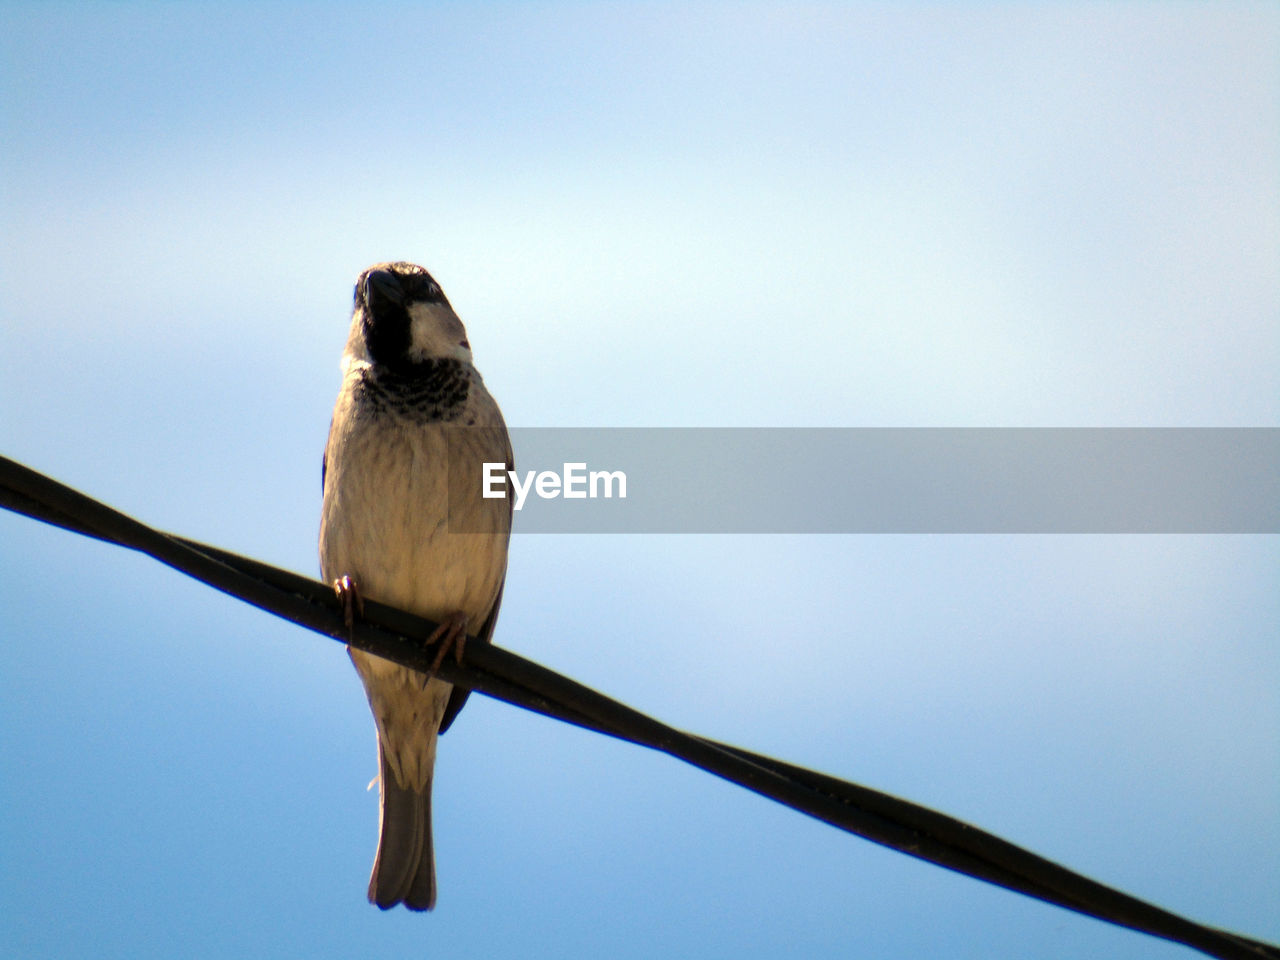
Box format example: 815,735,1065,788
2,2,1277,958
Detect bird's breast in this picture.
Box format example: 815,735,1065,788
319,383,510,628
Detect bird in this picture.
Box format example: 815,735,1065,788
319,261,513,910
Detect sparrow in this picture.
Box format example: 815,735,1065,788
319,261,513,910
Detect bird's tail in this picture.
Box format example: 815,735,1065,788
368,743,436,911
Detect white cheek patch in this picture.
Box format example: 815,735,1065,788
407,303,441,353
408,302,473,363
342,355,372,377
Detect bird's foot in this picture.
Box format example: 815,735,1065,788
334,575,364,634
424,611,469,680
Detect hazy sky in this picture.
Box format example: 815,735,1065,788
2,3,1277,959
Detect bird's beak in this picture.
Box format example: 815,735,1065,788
365,269,405,305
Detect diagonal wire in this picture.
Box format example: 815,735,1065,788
1,453,1275,960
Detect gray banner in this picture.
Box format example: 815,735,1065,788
445,428,1279,533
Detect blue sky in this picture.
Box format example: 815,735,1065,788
2,3,1277,958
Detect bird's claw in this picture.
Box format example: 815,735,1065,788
334,575,364,633
424,612,469,680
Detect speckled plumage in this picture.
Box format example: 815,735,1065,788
352,359,472,422
319,262,512,911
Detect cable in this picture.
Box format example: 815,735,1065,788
1,454,1275,960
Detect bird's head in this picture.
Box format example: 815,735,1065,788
348,261,473,373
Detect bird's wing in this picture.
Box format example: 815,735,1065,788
438,577,503,734
439,437,513,735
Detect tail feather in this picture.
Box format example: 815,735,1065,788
369,744,436,911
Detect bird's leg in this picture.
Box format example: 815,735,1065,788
424,611,470,680
334,575,364,634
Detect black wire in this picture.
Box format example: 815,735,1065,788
1,454,1275,960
